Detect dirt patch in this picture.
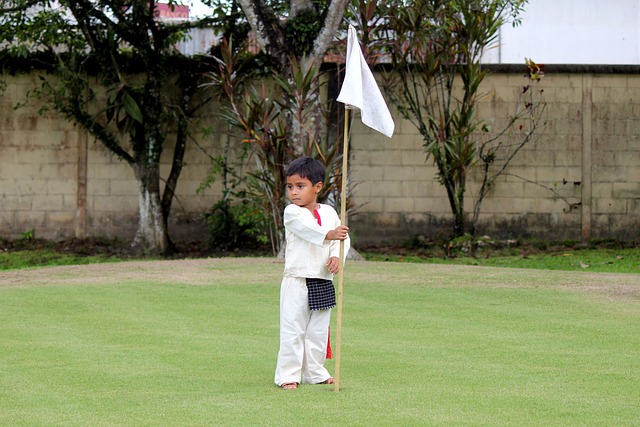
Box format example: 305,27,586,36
2,257,638,304
0,258,281,288
2,237,639,302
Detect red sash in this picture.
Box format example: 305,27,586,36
314,208,332,359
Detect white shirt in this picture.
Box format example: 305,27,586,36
283,203,350,280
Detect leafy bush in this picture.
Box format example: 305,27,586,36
205,197,269,252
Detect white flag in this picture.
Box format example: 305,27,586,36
337,25,394,138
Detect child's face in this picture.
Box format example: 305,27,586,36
286,174,323,210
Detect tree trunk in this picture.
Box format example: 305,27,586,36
453,204,465,237
160,87,194,253
442,175,466,238
132,162,170,255
454,176,467,237
238,0,349,75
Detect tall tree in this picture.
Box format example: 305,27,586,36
382,0,546,238
202,0,350,254
238,0,349,74
0,0,214,254
237,0,349,155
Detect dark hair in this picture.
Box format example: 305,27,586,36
285,156,326,185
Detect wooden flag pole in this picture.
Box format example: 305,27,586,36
334,107,350,392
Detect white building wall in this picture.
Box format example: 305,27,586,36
175,28,217,56
484,0,640,64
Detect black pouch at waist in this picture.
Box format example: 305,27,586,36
305,278,336,311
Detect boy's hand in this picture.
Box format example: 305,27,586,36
326,256,341,274
325,225,349,241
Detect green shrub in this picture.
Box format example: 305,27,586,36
205,198,268,251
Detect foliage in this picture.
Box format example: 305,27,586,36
343,0,391,61
381,0,545,238
204,0,252,43
198,150,270,252
0,248,119,270
238,0,349,73
204,38,343,254
0,237,128,270
205,39,291,253
0,0,215,255
284,8,323,57
469,58,546,235
204,198,269,251
20,228,35,240
212,0,352,254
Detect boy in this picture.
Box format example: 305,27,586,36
274,157,350,390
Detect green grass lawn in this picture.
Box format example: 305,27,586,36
1,260,639,426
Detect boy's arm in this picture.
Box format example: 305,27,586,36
284,205,350,254
283,205,328,247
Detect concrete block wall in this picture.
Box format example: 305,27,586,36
0,74,79,239
348,68,640,244
0,73,224,241
80,113,235,241
1,68,639,245
589,73,640,239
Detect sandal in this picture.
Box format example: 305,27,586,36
318,377,335,385
281,382,299,390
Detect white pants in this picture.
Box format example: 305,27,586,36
274,276,332,386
